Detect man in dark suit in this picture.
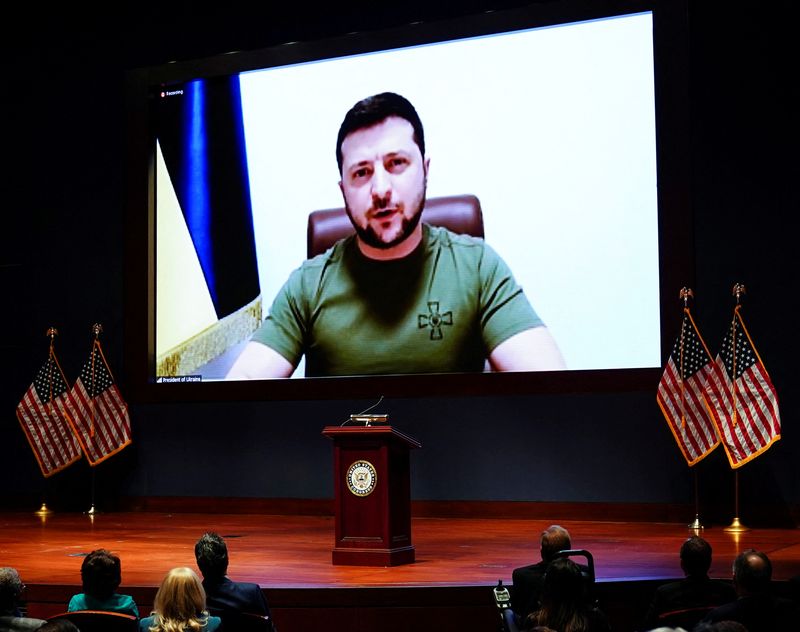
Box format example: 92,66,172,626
701,548,799,632
642,535,736,630
194,532,273,628
511,524,573,624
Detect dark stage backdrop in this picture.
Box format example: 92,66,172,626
2,2,797,522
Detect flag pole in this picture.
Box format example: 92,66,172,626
723,284,749,533
679,288,704,531
84,323,103,516
34,327,60,517
86,466,98,516
35,476,53,517
688,466,703,530
724,469,749,532
35,480,54,517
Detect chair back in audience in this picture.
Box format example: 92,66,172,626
553,548,596,599
656,604,715,630
48,610,138,632
552,549,596,585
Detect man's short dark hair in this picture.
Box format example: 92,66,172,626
733,548,772,594
540,525,571,563
0,567,24,614
195,532,229,580
80,549,121,600
680,535,712,577
336,92,426,174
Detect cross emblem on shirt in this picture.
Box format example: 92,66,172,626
418,301,453,340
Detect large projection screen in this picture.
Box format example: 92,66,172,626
153,11,661,385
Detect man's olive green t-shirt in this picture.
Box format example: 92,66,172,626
252,224,542,376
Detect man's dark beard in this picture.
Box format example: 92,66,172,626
346,193,426,250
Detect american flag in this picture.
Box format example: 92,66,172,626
66,339,132,465
705,306,781,468
16,349,83,477
656,308,720,465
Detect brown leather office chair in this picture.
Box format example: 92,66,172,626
48,610,138,632
306,194,484,258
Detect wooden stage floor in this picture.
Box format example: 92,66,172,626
3,511,799,631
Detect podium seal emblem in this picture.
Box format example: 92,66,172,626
347,460,377,497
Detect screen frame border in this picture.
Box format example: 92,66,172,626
124,0,692,403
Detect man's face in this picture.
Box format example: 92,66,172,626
339,116,429,250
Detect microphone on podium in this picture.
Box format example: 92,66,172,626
341,395,388,426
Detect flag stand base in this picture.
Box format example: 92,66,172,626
34,503,53,517
688,515,703,530
723,516,750,533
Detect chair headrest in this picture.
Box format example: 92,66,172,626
306,194,484,258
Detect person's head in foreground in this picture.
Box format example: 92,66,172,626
0,567,25,616
148,567,212,632
81,549,122,599
679,535,713,578
194,532,229,582
732,548,772,596
540,525,572,563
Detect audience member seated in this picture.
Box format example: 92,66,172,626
0,568,47,632
700,548,800,632
195,532,272,623
641,535,736,630
525,558,610,632
512,525,574,624
139,567,221,632
68,549,139,617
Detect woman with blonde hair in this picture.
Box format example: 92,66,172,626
139,567,221,632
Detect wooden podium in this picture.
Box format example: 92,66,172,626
322,425,421,566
